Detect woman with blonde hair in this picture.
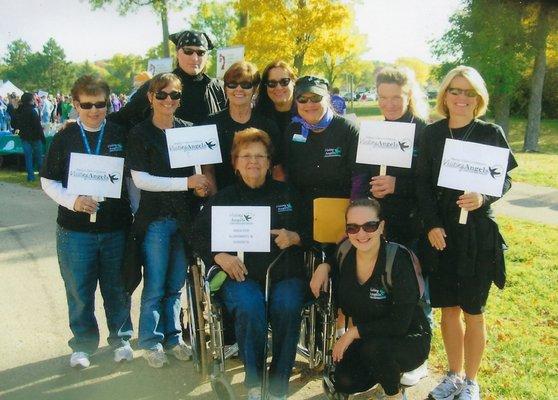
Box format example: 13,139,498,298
417,66,517,400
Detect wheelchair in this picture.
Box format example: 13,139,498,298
183,198,349,400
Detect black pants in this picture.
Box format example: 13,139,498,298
334,332,431,396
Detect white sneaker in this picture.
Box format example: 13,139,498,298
401,360,428,386
247,387,262,400
456,379,480,400
429,372,465,400
268,394,287,400
70,351,90,368
114,343,134,362
143,348,168,368
169,342,192,361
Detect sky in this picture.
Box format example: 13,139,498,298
1,0,463,65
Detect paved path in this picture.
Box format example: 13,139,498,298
492,182,558,225
0,180,556,400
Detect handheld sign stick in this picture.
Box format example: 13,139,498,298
90,196,104,223
379,165,387,176
195,165,202,175
237,251,244,263
459,191,469,225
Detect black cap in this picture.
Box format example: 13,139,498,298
169,30,214,51
294,76,329,97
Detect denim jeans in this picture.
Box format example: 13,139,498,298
139,217,187,350
220,277,305,397
56,226,132,354
22,140,43,181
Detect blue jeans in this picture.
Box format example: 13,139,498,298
139,218,187,350
22,140,43,181
220,278,305,397
56,226,132,354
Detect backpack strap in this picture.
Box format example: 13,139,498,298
381,242,398,293
336,238,353,270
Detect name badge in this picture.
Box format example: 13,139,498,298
292,134,307,143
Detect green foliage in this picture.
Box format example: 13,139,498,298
102,54,146,94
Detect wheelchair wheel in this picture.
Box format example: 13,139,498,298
210,374,237,400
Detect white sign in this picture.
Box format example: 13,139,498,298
211,206,271,253
165,125,222,169
216,46,245,80
67,153,124,199
356,120,415,168
147,58,173,76
437,139,510,197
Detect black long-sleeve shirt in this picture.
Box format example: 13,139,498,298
12,105,45,142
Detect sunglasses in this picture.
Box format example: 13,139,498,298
266,78,291,88
225,82,254,90
296,94,323,104
78,101,107,110
345,220,381,235
182,48,207,57
154,91,182,100
447,87,478,98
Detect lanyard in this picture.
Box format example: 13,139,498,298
78,120,106,155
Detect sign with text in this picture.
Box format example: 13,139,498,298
216,46,245,80
211,206,271,253
356,120,415,168
67,153,124,198
437,139,510,197
165,125,222,169
147,58,173,76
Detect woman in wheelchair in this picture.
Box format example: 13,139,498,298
310,199,431,400
192,128,308,400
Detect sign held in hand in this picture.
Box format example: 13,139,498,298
165,125,222,169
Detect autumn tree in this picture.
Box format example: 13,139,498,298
233,0,365,75
431,0,530,135
88,0,189,57
100,54,145,94
395,57,432,86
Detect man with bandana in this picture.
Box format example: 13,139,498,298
108,30,226,128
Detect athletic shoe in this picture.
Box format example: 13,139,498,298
114,343,134,362
456,379,480,400
401,360,428,386
207,265,228,292
143,348,168,368
170,342,192,361
374,389,407,400
268,394,287,400
247,387,262,400
429,372,465,400
70,351,90,368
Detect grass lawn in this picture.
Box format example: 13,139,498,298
0,168,41,189
428,216,558,399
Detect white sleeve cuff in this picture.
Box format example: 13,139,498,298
40,177,79,211
131,170,188,192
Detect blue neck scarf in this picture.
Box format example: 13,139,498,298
292,107,334,138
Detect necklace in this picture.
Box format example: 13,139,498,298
448,120,476,142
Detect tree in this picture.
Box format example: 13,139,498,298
36,38,76,94
233,0,365,75
88,0,189,57
395,57,432,86
431,0,530,135
523,1,556,152
101,54,145,94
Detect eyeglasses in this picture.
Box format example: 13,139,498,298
181,48,207,57
345,220,381,235
154,91,182,100
78,101,107,110
266,78,291,88
225,82,255,90
296,94,323,104
447,87,478,98
237,154,268,161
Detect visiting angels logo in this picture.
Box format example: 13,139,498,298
442,158,504,180
168,140,217,153
69,169,121,184
229,211,256,225
359,137,411,152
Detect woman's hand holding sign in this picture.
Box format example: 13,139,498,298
73,195,99,215
370,175,396,198
188,174,210,197
457,192,484,211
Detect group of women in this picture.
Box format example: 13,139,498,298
40,28,516,400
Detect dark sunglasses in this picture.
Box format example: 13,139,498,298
225,82,255,90
78,101,107,110
154,91,182,100
345,220,381,235
296,94,323,104
266,78,291,88
447,87,478,98
182,48,207,57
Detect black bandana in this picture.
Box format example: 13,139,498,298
169,30,214,50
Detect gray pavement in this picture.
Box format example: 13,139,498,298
1,179,556,399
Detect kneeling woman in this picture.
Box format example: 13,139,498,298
310,199,431,400
193,128,307,400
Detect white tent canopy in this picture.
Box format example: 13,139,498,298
0,80,24,97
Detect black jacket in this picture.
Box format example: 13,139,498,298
12,105,45,142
